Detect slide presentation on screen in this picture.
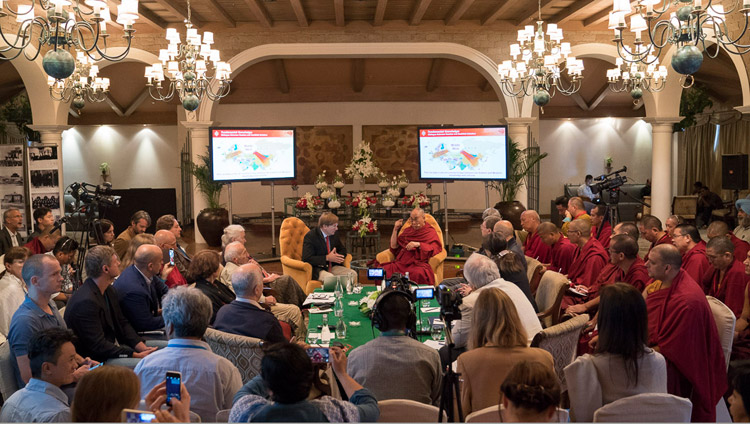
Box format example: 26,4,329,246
210,129,295,181
418,127,508,180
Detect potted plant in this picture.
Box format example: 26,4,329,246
189,151,228,247
489,138,548,229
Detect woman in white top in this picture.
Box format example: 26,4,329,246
564,282,667,422
0,247,31,342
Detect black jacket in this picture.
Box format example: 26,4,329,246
213,300,285,343
0,227,23,257
302,227,347,280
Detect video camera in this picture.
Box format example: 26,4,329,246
385,273,416,299
69,182,121,207
436,284,462,322
592,166,627,195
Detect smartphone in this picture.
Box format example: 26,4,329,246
305,347,330,364
88,362,103,371
415,287,435,300
168,249,175,266
367,268,385,280
165,371,181,406
121,409,156,423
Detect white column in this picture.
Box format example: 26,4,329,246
29,124,70,232
181,121,213,245
645,118,681,222
505,117,536,206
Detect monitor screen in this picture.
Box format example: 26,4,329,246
209,128,296,182
417,126,508,181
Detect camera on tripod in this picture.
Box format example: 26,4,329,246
592,166,627,195
69,182,121,207
436,284,462,321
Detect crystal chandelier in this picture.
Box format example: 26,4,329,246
610,0,750,85
497,0,584,110
48,50,109,110
144,0,231,112
0,0,138,80
607,56,668,100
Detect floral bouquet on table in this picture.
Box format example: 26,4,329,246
345,141,381,181
382,195,395,208
386,185,400,198
359,290,381,317
296,192,322,211
397,169,409,188
377,172,390,189
347,192,378,214
327,194,341,209
352,214,378,237
332,170,345,189
403,192,429,208
315,171,328,190
320,187,334,199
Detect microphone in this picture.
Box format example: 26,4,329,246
48,216,69,234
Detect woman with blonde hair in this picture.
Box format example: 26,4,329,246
457,288,553,417
120,233,156,269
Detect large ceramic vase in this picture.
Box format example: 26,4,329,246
494,200,526,230
196,208,229,247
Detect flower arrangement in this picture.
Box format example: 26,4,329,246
403,192,429,208
352,214,378,237
100,162,110,176
296,192,322,211
320,187,334,199
291,180,299,191
328,195,341,209
345,141,380,181
382,195,395,208
315,171,328,190
358,290,381,316
397,170,409,188
377,172,390,188
347,192,378,213
386,186,400,198
332,170,345,189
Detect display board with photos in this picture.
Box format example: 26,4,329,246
0,144,27,235
27,145,62,231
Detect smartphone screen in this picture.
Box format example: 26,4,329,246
169,249,175,266
306,347,329,364
123,410,157,423
166,371,181,406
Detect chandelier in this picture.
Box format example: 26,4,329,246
48,50,109,110
610,0,750,85
607,55,668,100
497,0,584,110
0,0,138,80
144,0,231,112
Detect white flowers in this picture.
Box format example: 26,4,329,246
345,141,381,180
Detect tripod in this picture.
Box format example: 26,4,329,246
437,315,463,423
72,202,107,291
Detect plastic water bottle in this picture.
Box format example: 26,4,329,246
321,314,332,341
335,319,347,339
334,296,344,318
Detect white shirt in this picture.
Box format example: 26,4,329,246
577,183,599,199
0,273,27,343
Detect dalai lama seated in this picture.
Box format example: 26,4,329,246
374,208,443,285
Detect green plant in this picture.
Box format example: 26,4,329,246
188,151,226,209
0,92,38,140
674,84,713,131
489,138,548,203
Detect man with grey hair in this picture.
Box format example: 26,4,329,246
220,242,305,338
113,244,171,333
213,263,287,343
155,214,191,274
481,207,501,221
114,210,151,259
135,286,242,422
0,208,24,256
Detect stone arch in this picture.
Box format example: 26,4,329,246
195,42,518,121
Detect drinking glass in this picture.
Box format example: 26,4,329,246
420,317,430,332
431,325,444,341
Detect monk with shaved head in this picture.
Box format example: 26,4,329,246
538,222,577,275
708,220,750,264
639,215,672,262
565,218,609,290
520,210,551,263
702,236,750,316
561,197,591,237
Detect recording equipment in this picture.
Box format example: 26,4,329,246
48,216,68,234
69,182,121,207
370,284,417,336
722,154,749,191
436,284,462,322
367,268,385,280
415,287,435,300
166,371,181,406
436,283,464,422
592,166,628,195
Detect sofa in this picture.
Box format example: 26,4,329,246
550,183,648,225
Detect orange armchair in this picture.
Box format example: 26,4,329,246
374,213,447,284
279,217,352,294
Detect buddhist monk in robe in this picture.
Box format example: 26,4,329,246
730,250,750,360
537,222,576,275
566,219,609,289
645,244,727,422
702,237,750,317
639,214,673,262
672,223,710,285
708,220,750,264
520,210,552,263
561,197,591,237
590,205,612,250
374,208,442,285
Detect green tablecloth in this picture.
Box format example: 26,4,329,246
306,287,442,348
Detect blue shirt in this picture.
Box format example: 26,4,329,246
8,296,66,388
0,378,70,422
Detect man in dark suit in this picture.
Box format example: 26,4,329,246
113,244,170,334
155,214,190,275
64,245,157,364
213,263,286,343
302,212,356,282
0,208,24,256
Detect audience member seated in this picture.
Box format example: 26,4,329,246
26,207,54,243
702,236,749,317
347,289,442,405
537,222,577,274
708,220,750,264
639,214,673,262
500,361,561,423
113,244,171,333
155,214,191,274
64,246,157,364
186,250,235,324
25,227,61,255
73,364,191,423
729,363,750,422
493,220,527,269
695,182,724,228
482,233,536,310
665,215,684,238
520,210,552,263
135,285,242,422
0,208,24,256
0,247,30,342
482,207,501,220
154,230,187,288
672,223,710,284
213,263,287,343
230,343,380,422
731,250,750,360
49,236,79,308
303,212,358,283
565,283,667,422
736,199,750,243
561,197,591,237
91,218,115,246
457,288,553,417
644,244,726,422
0,328,76,423
590,205,612,249
566,219,609,289
114,210,151,260
120,233,156,270
553,196,568,221
577,174,599,201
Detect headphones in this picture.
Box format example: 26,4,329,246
371,288,417,336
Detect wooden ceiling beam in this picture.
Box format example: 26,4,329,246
288,0,309,27
150,0,203,27
481,0,512,25
373,0,387,26
570,92,589,111
426,59,443,92
334,0,345,26
243,0,273,27
104,95,126,117
587,83,610,110
583,6,615,27
135,6,169,30
445,0,475,25
409,0,432,25
274,59,290,94
124,88,150,116
515,0,555,26
204,0,236,27
549,0,598,25
352,59,365,93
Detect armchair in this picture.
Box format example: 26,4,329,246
374,213,447,284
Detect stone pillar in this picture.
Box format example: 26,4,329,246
181,121,213,245
645,118,681,222
29,124,69,232
504,118,536,207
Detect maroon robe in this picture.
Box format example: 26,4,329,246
622,257,651,292
567,238,609,288
644,233,673,263
561,262,622,311
732,285,750,361
591,221,612,250
701,259,750,317
524,230,552,264
24,237,45,255
730,233,750,263
547,236,577,275
375,224,442,285
681,241,710,285
646,270,727,422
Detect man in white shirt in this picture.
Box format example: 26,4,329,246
577,175,599,201
0,208,24,256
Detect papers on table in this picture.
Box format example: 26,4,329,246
421,306,441,314
303,292,336,306
309,307,333,314
423,339,445,350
